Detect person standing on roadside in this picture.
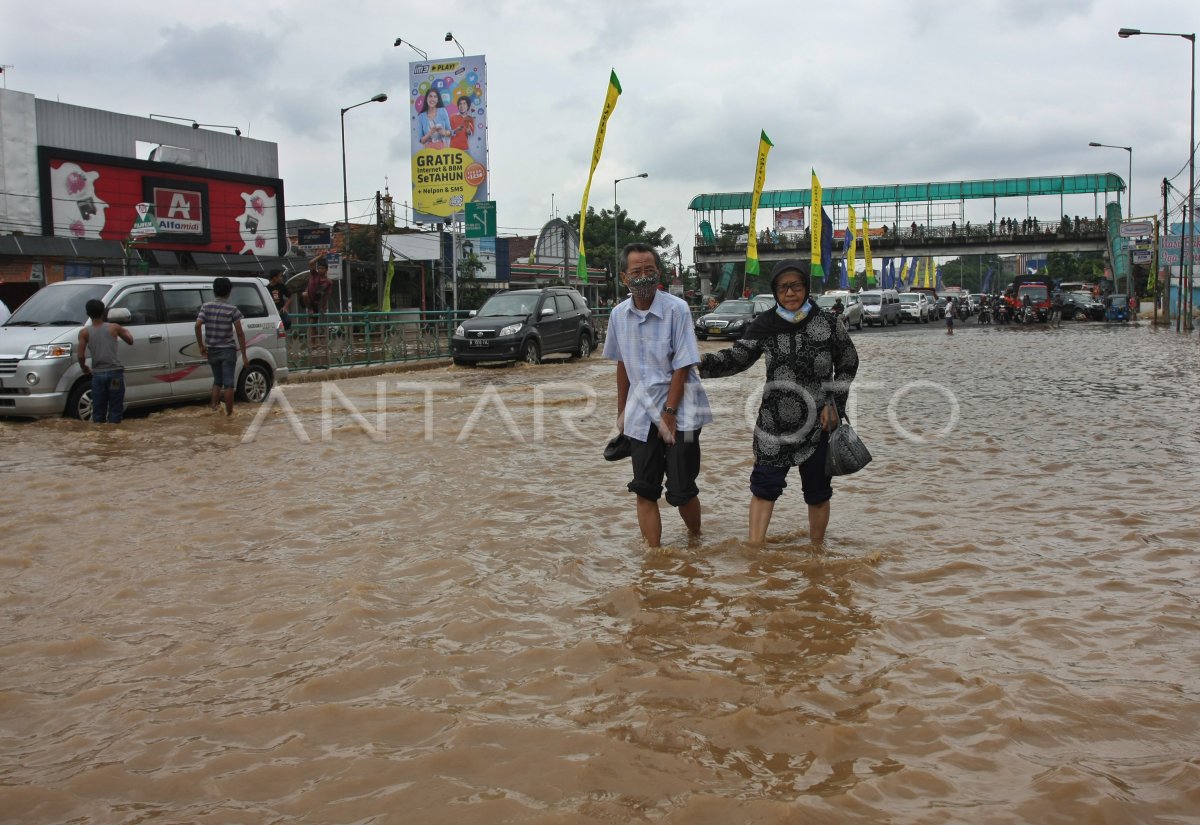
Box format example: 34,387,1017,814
195,277,249,416
603,242,712,548
267,268,292,330
946,297,956,335
78,299,134,424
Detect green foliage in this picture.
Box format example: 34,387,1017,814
566,207,674,276
936,254,1003,292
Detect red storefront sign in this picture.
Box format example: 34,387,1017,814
39,148,286,256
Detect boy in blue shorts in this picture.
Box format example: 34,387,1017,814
195,277,249,416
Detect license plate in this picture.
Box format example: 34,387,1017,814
708,327,721,334
468,339,490,348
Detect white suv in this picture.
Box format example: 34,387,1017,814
0,276,288,419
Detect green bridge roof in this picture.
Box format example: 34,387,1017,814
687,173,1126,212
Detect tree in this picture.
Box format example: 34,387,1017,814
566,207,673,279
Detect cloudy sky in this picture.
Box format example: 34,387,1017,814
4,0,1196,263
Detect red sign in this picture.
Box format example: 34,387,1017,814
39,148,286,256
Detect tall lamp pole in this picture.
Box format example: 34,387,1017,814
613,172,648,301
1088,142,1133,218
340,93,389,313
1089,141,1134,295
1119,27,1196,330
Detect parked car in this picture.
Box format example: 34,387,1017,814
451,287,594,365
899,292,931,323
911,286,940,319
859,289,902,326
816,293,863,330
695,298,765,340
0,276,288,419
1062,291,1105,321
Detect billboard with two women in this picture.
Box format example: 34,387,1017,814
408,56,488,225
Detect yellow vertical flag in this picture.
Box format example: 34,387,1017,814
745,130,773,277
846,206,857,286
926,257,935,288
810,170,824,279
577,70,622,282
861,217,873,288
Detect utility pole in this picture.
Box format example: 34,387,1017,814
375,191,385,308
1162,177,1171,328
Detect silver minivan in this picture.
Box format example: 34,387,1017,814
859,289,902,326
0,276,288,419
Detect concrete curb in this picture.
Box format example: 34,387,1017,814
282,358,452,385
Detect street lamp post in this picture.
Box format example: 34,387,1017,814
1088,142,1132,218
444,32,466,56
340,93,388,313
1088,141,1134,295
1119,27,1196,330
613,172,648,302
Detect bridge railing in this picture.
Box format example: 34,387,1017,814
694,218,1110,256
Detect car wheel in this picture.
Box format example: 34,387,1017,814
66,380,92,421
236,362,273,403
572,332,593,359
520,339,541,365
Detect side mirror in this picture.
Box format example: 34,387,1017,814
106,308,132,323
540,306,554,317
468,310,477,318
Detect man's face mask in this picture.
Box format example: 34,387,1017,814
626,265,659,300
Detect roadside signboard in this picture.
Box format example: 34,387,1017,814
130,202,157,237
1132,250,1153,264
1119,219,1154,238
297,226,332,253
465,200,496,238
324,251,343,281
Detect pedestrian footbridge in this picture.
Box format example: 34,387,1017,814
689,173,1126,268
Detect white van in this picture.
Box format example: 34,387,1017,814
859,289,901,326
0,276,288,419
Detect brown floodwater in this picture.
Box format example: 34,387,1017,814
2,320,1199,823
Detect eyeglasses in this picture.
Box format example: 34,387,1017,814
776,281,805,294
626,268,659,278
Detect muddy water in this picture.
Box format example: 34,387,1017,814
2,322,1199,823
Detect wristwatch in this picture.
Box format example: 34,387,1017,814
663,405,678,415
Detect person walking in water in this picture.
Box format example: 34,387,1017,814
603,242,712,548
78,299,134,424
195,277,250,416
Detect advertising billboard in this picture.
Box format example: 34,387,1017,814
38,148,286,256
409,55,488,224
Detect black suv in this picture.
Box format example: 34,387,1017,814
452,287,595,365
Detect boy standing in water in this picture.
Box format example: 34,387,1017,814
195,277,249,416
78,299,134,423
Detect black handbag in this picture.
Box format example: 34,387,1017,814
825,417,872,476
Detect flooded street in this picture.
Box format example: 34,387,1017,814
2,320,1199,823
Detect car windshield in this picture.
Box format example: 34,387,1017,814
1072,292,1094,301
815,296,838,308
478,294,536,317
860,294,881,305
5,282,110,326
900,293,919,302
1020,286,1048,302
715,300,752,313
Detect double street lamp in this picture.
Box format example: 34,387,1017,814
340,93,388,313
1119,27,1196,330
614,172,648,299
1088,141,1132,218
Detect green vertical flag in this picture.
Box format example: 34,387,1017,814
382,251,396,312
745,130,773,277
577,70,622,283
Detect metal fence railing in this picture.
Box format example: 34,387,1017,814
283,305,706,373
287,310,467,372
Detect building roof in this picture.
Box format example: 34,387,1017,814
688,173,1127,212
